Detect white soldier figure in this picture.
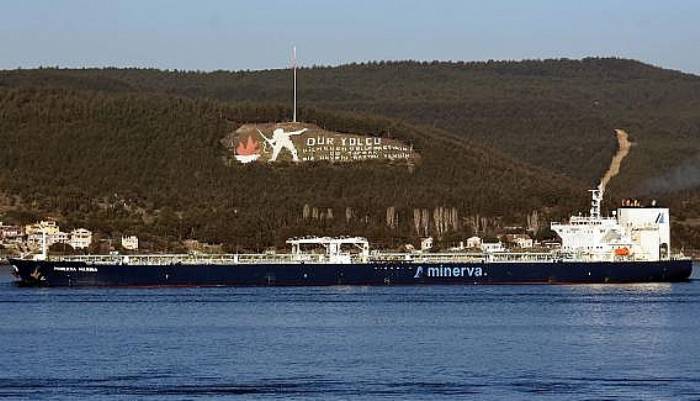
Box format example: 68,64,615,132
257,127,307,162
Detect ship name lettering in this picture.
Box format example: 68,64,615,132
54,267,77,272
53,266,97,272
427,266,483,278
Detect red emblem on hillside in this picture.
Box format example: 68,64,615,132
236,136,260,156
234,136,261,164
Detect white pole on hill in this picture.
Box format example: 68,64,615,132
292,46,297,123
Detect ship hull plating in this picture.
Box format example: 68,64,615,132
10,259,693,287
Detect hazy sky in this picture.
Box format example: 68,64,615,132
2,0,699,74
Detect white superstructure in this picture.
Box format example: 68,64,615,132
287,236,370,264
551,189,671,262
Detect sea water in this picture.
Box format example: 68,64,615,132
0,263,698,400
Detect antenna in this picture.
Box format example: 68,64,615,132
292,46,297,123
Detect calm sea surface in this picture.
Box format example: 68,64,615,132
0,263,698,400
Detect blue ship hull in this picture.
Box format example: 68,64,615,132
10,258,693,287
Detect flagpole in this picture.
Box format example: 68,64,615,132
292,46,297,123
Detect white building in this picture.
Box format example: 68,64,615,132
481,241,505,253
0,222,23,240
516,237,534,249
121,235,139,250
25,220,59,236
420,237,433,252
26,233,45,250
69,228,93,249
504,234,534,249
466,236,482,249
49,232,70,246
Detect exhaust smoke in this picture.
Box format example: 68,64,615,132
640,153,700,194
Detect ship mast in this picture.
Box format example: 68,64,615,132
589,187,603,218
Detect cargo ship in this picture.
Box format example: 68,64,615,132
9,189,692,287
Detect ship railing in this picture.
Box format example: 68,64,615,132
486,252,560,263
48,250,684,265
556,251,680,263
371,252,486,263
554,216,617,224
557,253,608,262
370,252,560,263
51,253,330,265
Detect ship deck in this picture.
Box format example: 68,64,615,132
31,252,690,265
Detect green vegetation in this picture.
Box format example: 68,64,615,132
0,57,698,250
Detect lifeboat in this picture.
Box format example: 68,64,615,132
614,247,630,256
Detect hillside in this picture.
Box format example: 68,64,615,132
0,57,699,249
2,58,699,192
0,88,584,250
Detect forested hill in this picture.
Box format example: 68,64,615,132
0,89,583,250
0,57,699,249
2,57,699,192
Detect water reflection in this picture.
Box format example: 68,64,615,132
562,282,674,295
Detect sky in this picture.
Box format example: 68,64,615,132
2,0,699,74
